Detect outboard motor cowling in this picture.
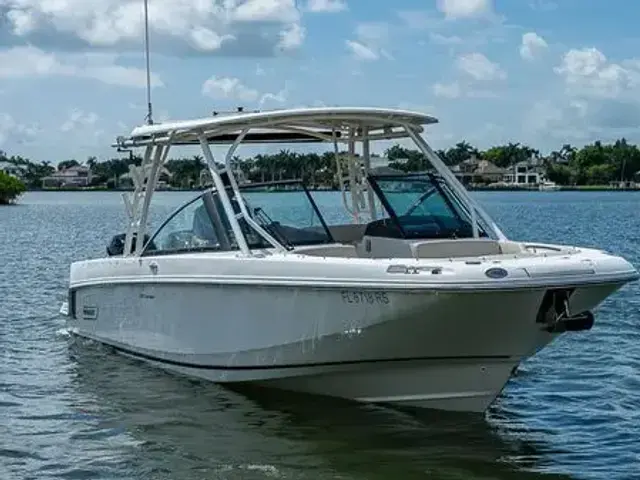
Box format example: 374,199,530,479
106,233,155,256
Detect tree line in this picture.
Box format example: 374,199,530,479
2,138,640,191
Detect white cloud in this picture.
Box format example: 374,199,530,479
456,52,506,81
345,22,391,61
202,76,259,102
0,0,304,56
429,33,463,45
277,23,305,51
189,28,234,52
345,41,379,61
306,0,348,13
520,32,548,61
57,109,105,148
201,75,289,109
0,114,16,146
47,109,105,153
0,46,163,88
523,100,597,144
233,0,299,22
554,47,639,99
259,88,288,108
399,6,507,50
525,48,640,144
60,109,99,132
0,113,15,146
434,52,505,99
0,113,39,146
436,0,492,19
433,82,461,98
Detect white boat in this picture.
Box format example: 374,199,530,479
539,180,561,191
61,107,638,413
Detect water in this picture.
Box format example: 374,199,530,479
1,190,639,480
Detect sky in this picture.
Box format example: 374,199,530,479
1,0,639,164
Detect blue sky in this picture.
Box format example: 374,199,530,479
1,0,639,164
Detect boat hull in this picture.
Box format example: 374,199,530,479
66,279,625,412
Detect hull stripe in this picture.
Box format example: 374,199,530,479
71,332,513,371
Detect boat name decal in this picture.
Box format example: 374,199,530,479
82,305,98,320
341,290,390,305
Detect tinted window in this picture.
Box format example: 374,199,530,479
370,174,487,239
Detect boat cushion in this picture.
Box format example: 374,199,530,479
410,238,503,259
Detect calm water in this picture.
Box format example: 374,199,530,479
1,190,639,480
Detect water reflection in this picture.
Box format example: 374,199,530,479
67,338,572,480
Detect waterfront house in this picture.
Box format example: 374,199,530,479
42,164,92,188
451,156,506,185
503,156,547,186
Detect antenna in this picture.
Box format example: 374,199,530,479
143,0,153,125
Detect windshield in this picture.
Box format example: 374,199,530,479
236,181,334,248
367,173,488,240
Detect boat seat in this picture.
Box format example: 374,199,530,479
327,224,369,244
192,204,219,243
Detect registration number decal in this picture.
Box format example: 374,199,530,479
341,290,390,305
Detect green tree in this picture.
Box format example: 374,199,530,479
57,159,80,171
545,163,573,185
482,143,538,168
439,141,479,166
0,170,26,204
384,144,427,171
